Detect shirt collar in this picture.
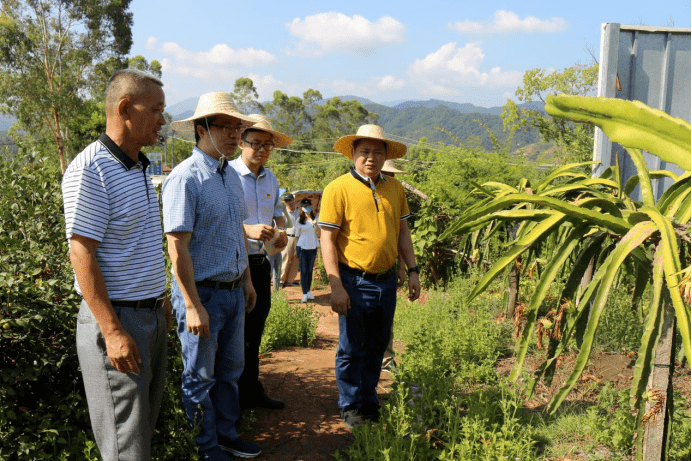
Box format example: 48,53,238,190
350,167,385,187
193,146,227,173
232,156,266,178
99,133,150,171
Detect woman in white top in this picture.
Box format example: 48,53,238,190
295,199,320,302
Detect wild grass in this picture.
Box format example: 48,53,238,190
336,274,690,461
260,290,319,354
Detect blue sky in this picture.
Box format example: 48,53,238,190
128,1,691,108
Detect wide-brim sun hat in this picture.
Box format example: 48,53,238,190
381,160,407,174
244,114,293,148
333,124,407,160
170,92,256,132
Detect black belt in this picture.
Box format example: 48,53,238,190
111,295,165,309
286,232,295,237
196,277,243,291
248,254,268,265
339,263,394,282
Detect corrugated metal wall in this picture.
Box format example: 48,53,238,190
593,23,690,200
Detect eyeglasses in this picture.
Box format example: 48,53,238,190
210,124,245,136
245,141,275,151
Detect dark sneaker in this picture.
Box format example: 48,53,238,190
199,446,233,460
340,408,365,428
218,435,261,458
360,402,381,422
242,393,285,410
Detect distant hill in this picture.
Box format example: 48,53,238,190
363,102,540,150
392,99,504,115
165,95,545,153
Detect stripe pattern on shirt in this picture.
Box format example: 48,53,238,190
62,137,166,300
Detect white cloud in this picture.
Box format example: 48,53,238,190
287,12,405,56
375,75,406,91
407,42,522,96
449,10,567,34
152,38,277,83
330,75,407,96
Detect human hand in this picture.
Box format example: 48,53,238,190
246,224,275,242
330,284,350,316
407,273,421,302
244,280,257,313
274,230,288,250
186,304,210,339
163,295,173,330
104,329,141,374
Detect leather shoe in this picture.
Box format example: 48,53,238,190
243,394,285,410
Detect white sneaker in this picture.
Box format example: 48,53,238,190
301,294,308,303
306,292,315,300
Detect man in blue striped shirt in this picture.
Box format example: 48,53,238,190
163,93,262,460
62,69,170,461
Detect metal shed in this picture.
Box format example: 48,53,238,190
593,23,691,200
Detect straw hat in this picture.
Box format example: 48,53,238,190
381,160,407,174
333,124,407,160
170,92,256,132
244,114,293,148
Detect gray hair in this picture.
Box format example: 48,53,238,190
105,68,164,113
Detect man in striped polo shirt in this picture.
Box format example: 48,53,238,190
163,93,261,460
319,124,421,429
62,69,170,460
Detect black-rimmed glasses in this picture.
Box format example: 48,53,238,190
245,141,275,151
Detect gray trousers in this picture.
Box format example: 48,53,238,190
76,300,167,461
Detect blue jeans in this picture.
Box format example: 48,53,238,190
335,268,397,410
172,281,245,452
268,252,282,291
298,247,317,295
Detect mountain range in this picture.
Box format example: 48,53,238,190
165,96,542,150
0,98,544,152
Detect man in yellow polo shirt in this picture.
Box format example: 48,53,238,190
318,124,421,429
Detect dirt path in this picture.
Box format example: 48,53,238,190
238,282,394,460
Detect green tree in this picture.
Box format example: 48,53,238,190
502,62,598,163
264,90,309,138
231,77,262,114
0,0,134,173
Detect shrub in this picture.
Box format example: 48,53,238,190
0,156,90,459
260,290,319,354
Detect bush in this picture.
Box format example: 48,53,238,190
0,156,91,459
260,290,319,354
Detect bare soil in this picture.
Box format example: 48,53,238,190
237,282,394,460
238,283,690,461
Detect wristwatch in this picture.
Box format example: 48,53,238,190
407,266,420,275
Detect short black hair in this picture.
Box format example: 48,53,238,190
241,128,270,142
193,116,218,144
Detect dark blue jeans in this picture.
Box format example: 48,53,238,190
171,281,245,451
335,267,397,410
298,247,317,295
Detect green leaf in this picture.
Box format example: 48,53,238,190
510,225,587,381
641,206,691,363
547,220,658,414
630,244,665,409
468,213,567,303
625,147,655,207
546,95,691,171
